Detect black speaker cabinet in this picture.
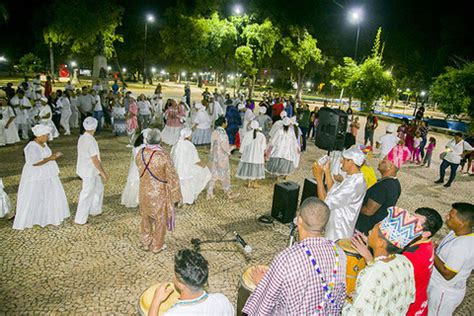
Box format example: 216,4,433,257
315,108,348,151
271,181,300,223
300,178,318,204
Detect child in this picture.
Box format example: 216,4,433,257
412,131,422,163
422,137,436,168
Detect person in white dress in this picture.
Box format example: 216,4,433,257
266,117,300,179
38,96,59,141
0,178,12,219
137,94,153,130
120,129,149,208
0,95,20,145
236,120,267,188
69,90,80,129
151,86,164,126
240,105,255,140
10,90,32,140
268,110,288,141
58,90,72,135
75,117,108,225
255,106,273,137
171,128,211,205
192,103,212,146
207,95,224,124
13,125,70,230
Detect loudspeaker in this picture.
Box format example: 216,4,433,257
315,108,348,151
300,178,318,204
271,181,300,223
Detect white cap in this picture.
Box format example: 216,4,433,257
280,111,287,119
386,124,396,133
83,117,98,131
180,127,193,139
250,120,261,130
342,146,366,166
282,117,291,126
259,106,267,114
238,103,245,110
31,124,51,137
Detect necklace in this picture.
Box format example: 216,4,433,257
368,254,395,266
300,241,340,313
174,292,208,307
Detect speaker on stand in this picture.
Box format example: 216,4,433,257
315,108,348,152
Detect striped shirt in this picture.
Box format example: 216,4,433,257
243,237,347,315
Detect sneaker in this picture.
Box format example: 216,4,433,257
443,183,451,188
434,179,444,184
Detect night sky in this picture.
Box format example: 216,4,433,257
0,0,472,78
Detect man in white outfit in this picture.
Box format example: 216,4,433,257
75,117,107,225
376,123,400,159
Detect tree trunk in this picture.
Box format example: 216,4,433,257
295,72,305,99
49,44,55,78
112,45,126,86
248,75,256,99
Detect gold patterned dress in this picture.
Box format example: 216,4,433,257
136,145,182,252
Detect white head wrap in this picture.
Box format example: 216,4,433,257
128,93,137,100
342,146,366,166
83,117,98,131
280,111,288,119
282,117,291,126
32,124,51,137
141,128,152,144
40,96,48,103
237,103,245,110
290,116,298,126
180,127,193,139
250,120,261,130
259,106,267,114
386,124,396,133
195,103,204,110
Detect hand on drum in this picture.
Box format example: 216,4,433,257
152,283,174,304
351,231,373,263
250,266,267,285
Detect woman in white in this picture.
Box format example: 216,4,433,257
13,125,70,230
236,120,267,188
240,105,255,139
137,94,153,130
171,128,211,204
151,85,164,126
192,103,212,145
161,99,185,146
266,117,300,179
120,129,149,208
0,178,12,219
0,96,20,145
38,96,59,140
268,110,288,141
58,90,72,135
69,90,80,129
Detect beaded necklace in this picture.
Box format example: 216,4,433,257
174,292,208,307
300,241,340,313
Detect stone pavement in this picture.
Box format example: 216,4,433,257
1,116,473,315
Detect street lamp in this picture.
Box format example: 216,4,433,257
122,67,127,73
70,61,77,68
0,56,6,62
143,14,155,84
348,8,363,61
233,4,243,15
107,66,112,71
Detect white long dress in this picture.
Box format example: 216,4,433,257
39,105,59,140
192,109,212,145
121,144,145,208
59,96,72,135
266,128,300,176
239,108,255,139
0,178,11,218
171,138,211,204
13,141,70,230
0,105,20,145
236,130,267,180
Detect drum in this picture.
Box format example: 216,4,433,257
237,265,268,316
137,282,180,316
337,239,366,295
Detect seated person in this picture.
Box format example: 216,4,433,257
148,249,234,316
243,197,347,315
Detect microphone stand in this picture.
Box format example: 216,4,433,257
191,238,237,252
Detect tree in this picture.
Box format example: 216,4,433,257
280,26,323,99
43,0,123,79
17,53,44,76
431,62,474,118
235,19,280,98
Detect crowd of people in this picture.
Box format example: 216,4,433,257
0,77,473,315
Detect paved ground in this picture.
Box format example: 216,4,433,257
0,86,473,314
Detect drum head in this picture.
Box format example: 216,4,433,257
139,282,180,316
336,239,358,255
241,265,269,292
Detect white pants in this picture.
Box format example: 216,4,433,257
70,109,79,128
60,109,72,134
75,175,104,224
427,282,465,316
15,122,29,140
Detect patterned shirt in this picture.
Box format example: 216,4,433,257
343,255,415,315
243,237,347,315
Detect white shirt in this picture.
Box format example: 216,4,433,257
444,139,473,164
163,293,234,316
93,95,102,111
76,133,100,178
137,100,152,115
22,141,60,181
92,84,103,92
193,109,212,130
377,133,400,158
60,97,71,112
39,105,52,123
430,230,474,290
239,130,267,164
324,172,366,241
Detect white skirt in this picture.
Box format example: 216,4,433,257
4,121,20,144
0,188,11,218
192,128,212,145
13,176,70,230
161,125,182,146
121,178,139,208
180,166,211,204
236,162,265,180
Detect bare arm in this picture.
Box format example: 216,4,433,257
91,155,107,180
360,199,381,216
434,254,457,280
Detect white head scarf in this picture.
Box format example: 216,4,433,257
342,146,366,166
238,103,245,110
280,111,288,119
386,124,396,133
195,103,204,110
83,117,98,131
250,120,261,130
259,106,267,114
180,127,193,139
141,128,152,144
290,116,298,126
40,96,48,103
32,124,51,137
282,117,291,126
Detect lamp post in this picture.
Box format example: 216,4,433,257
348,8,363,61
143,14,155,85
233,4,243,15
